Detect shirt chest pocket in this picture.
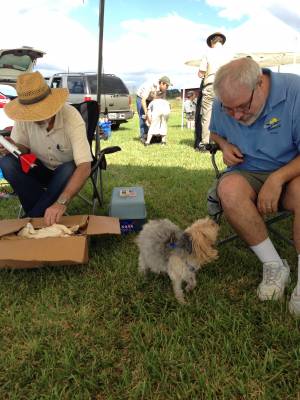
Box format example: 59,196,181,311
54,140,73,162
256,129,291,159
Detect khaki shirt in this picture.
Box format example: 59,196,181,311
11,104,92,170
199,43,232,86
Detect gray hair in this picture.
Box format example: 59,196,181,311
214,57,262,98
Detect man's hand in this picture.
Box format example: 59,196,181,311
222,143,244,166
44,203,67,226
0,136,16,156
257,175,284,215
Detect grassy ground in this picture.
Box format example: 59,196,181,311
0,99,299,399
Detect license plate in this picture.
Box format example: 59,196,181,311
108,113,117,119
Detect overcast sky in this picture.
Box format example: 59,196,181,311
2,0,300,90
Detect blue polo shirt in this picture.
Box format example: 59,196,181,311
210,69,300,172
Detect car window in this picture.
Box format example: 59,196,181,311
87,75,129,95
0,54,31,71
87,75,97,94
68,77,85,94
102,76,129,95
51,77,62,88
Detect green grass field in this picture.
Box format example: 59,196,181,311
0,100,299,399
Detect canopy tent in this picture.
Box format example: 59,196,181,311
185,51,300,71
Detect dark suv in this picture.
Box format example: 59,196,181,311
48,72,134,129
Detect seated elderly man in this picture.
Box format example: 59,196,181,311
209,57,300,316
0,71,92,225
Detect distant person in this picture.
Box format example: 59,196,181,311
136,76,172,142
197,32,231,151
0,71,92,225
144,91,171,146
184,90,197,129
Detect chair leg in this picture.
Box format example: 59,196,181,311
90,167,103,214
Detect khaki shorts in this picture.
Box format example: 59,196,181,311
207,170,283,217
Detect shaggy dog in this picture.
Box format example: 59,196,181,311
136,218,219,304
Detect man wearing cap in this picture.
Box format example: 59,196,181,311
136,76,172,142
0,71,92,225
197,32,231,151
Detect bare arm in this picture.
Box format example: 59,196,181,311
44,161,91,225
141,97,148,115
198,70,205,79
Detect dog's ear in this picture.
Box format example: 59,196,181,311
177,232,193,253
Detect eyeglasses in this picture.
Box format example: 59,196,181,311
221,88,255,115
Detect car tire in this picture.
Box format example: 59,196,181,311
111,122,121,131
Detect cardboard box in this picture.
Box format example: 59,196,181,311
0,215,121,269
109,187,147,233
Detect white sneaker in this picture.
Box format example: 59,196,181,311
257,260,290,301
289,287,300,317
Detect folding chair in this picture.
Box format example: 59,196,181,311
206,143,293,246
71,100,121,213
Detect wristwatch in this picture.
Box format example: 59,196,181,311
56,195,69,206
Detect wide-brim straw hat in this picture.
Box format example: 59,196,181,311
4,71,69,121
206,32,226,48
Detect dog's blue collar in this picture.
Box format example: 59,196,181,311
168,242,177,249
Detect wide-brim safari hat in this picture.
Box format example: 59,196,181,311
4,71,69,121
206,32,226,48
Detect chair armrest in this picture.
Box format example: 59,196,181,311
92,146,122,173
99,146,121,155
205,143,220,154
204,143,222,178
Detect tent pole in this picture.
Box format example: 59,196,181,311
181,89,185,130
95,0,105,155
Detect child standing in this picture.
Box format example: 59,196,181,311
145,91,171,146
184,90,197,129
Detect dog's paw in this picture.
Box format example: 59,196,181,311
175,295,187,305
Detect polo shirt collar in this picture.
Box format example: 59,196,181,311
262,68,287,115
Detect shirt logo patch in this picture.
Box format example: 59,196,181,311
264,117,281,131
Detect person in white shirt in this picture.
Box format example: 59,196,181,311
136,76,172,142
144,91,171,146
184,91,197,129
197,32,231,150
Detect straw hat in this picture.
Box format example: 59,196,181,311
4,71,69,121
206,32,226,48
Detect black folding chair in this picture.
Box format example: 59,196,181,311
71,101,121,213
206,143,293,246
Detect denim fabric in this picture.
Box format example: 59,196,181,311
136,96,149,138
0,154,75,217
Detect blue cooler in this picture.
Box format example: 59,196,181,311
0,168,3,180
99,121,112,139
109,187,147,234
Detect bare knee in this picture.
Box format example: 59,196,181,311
217,174,255,210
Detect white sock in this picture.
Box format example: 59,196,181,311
250,238,283,266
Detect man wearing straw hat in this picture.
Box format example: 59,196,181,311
0,71,92,225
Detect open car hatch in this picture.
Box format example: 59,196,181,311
0,46,45,84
